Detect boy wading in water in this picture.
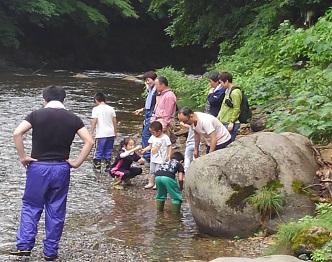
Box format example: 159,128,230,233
154,152,184,214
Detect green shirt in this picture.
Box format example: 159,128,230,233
217,88,242,124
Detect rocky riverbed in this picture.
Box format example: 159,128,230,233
0,70,279,262
0,163,276,262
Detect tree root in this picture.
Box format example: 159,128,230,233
307,142,332,201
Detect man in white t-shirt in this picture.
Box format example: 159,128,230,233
178,107,231,158
90,92,118,172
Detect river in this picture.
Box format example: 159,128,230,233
0,69,249,262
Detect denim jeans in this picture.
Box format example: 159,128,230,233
223,123,241,142
142,109,153,162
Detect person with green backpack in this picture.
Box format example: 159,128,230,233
217,72,242,142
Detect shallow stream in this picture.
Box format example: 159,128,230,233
0,69,249,261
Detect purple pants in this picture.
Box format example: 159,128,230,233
93,136,115,161
16,161,70,257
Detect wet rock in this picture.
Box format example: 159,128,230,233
250,118,266,132
122,75,141,83
72,73,90,78
186,132,318,238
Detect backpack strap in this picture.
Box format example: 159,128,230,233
229,86,240,100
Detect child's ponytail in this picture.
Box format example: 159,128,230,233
120,137,134,149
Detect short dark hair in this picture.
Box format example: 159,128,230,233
94,92,106,102
156,76,168,86
143,71,157,80
171,151,184,162
43,85,66,102
178,107,194,117
149,121,163,132
218,72,233,83
208,71,219,83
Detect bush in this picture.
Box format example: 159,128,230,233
156,66,209,111
267,203,332,261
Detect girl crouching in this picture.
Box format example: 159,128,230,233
110,137,144,190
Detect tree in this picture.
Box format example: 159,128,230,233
0,0,138,48
145,0,331,47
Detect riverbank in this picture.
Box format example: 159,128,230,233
0,165,274,262
0,72,277,262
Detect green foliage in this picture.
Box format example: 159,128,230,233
267,203,332,261
0,10,21,48
212,8,332,143
292,181,312,196
247,182,285,221
156,67,209,110
233,235,244,242
291,227,331,255
0,0,138,47
102,0,138,18
155,0,262,47
312,239,332,262
147,0,330,47
76,2,108,24
152,7,332,143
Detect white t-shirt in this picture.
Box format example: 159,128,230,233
92,104,116,138
148,134,172,164
192,112,231,146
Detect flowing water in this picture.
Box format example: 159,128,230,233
0,69,244,261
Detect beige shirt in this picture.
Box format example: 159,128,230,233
192,112,231,146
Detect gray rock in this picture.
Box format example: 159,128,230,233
210,255,305,262
186,132,318,238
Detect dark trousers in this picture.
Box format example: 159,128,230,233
142,109,153,162
206,138,232,154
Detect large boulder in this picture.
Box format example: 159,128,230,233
186,132,318,238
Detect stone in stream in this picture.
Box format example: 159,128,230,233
185,132,318,238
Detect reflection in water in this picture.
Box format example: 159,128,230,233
0,69,240,261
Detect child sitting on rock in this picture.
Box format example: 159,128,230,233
110,137,144,190
154,151,184,214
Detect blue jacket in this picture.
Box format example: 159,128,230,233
207,86,226,117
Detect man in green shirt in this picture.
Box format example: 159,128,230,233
217,72,242,142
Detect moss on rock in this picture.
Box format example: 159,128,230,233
291,226,332,255
292,181,312,196
226,184,256,211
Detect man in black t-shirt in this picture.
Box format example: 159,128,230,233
9,86,93,261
